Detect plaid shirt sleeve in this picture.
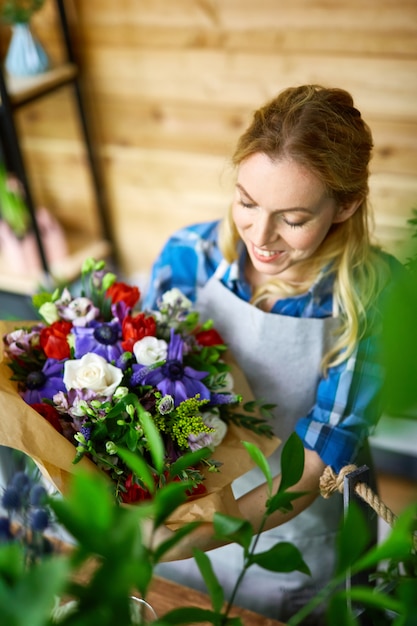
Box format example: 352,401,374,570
142,221,222,310
295,334,385,472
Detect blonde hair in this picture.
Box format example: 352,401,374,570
219,85,390,370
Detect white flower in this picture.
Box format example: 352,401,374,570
202,412,228,449
133,336,168,366
161,288,192,310
63,353,123,396
55,288,99,327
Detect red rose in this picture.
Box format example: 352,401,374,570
186,482,207,498
40,321,72,360
195,328,225,347
30,402,63,434
121,474,152,504
106,282,140,309
121,313,156,352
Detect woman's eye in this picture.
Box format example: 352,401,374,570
240,199,257,209
283,218,305,228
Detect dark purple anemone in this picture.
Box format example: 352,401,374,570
72,320,122,362
22,358,66,404
131,329,209,407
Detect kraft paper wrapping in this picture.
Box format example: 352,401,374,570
0,321,279,528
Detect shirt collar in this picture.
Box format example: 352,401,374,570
224,247,335,303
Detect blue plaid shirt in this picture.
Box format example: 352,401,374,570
143,220,400,471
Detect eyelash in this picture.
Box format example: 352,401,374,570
239,200,305,228
284,219,305,229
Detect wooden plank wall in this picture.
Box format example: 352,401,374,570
1,0,417,279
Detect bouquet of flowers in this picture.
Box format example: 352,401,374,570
0,259,278,523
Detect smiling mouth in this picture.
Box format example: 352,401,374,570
253,245,283,259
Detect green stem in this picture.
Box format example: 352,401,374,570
287,572,347,625
221,514,268,623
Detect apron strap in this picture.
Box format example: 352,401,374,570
213,258,230,280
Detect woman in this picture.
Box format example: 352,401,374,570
143,85,402,623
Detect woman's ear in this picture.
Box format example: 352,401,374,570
332,198,362,224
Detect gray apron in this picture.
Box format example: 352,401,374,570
157,264,346,623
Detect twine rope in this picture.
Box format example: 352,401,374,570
319,464,398,528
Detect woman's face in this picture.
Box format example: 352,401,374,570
232,153,350,285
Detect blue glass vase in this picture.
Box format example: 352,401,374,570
5,22,49,77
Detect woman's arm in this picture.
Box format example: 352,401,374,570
155,447,325,561
238,447,325,531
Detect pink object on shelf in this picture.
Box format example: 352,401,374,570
0,207,68,275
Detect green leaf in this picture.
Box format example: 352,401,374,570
278,433,304,493
0,543,24,583
152,481,193,527
326,594,359,626
352,503,416,574
0,555,70,626
193,548,224,612
213,513,253,551
266,490,308,515
345,586,404,613
242,400,257,412
138,405,165,474
334,502,371,575
125,426,139,451
241,441,272,494
169,447,212,478
117,447,156,495
249,542,311,575
50,470,115,551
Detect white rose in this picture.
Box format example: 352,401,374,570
63,353,123,396
133,336,168,366
161,288,192,310
203,412,228,449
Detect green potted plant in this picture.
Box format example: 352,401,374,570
1,0,45,24
1,0,49,76
1,432,416,625
0,163,67,276
0,163,31,238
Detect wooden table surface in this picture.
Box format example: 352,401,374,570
71,550,285,625
143,575,285,625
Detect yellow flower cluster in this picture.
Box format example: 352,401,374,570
171,396,211,448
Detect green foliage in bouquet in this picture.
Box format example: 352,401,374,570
1,0,45,24
1,429,416,625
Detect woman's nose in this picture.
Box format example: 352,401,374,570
252,212,277,246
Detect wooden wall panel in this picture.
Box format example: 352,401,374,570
1,0,416,277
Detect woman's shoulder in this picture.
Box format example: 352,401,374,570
165,220,221,247
370,246,407,284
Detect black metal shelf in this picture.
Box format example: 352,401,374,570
0,0,112,294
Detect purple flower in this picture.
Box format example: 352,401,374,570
55,289,100,327
22,359,66,404
131,329,210,407
72,320,123,362
29,508,49,532
209,392,240,407
3,326,43,357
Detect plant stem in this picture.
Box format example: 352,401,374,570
221,514,268,622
